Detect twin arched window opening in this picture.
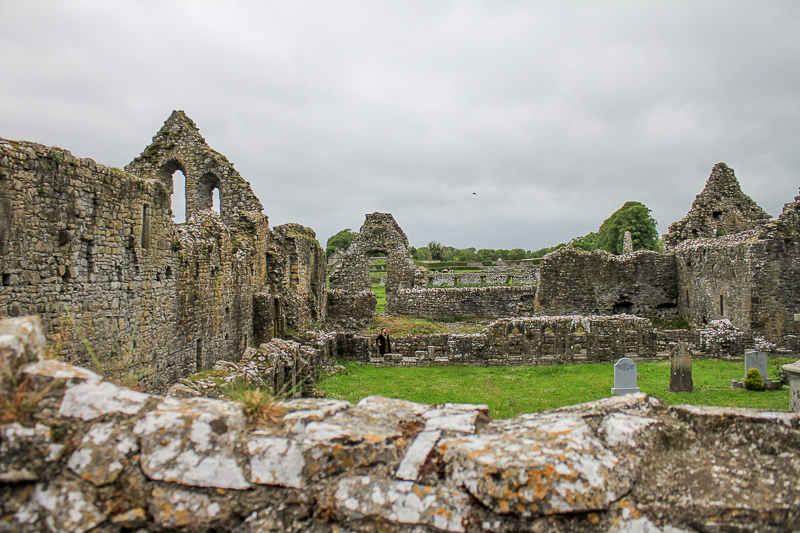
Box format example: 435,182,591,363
161,166,221,224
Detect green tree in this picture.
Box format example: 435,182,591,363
415,247,432,261
569,232,599,251
596,201,659,254
326,228,357,257
427,241,444,261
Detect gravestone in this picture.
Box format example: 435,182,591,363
745,351,768,382
612,357,640,395
669,341,693,392
731,350,774,389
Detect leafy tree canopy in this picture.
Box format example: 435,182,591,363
595,201,659,254
326,228,357,257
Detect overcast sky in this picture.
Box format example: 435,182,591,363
2,1,798,251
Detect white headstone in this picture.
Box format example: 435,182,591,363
612,357,640,395
745,351,768,382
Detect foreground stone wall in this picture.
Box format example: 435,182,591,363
3,317,800,533
389,286,539,320
535,248,678,319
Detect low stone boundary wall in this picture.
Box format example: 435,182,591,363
428,269,539,286
326,315,656,365
326,289,376,320
3,316,799,532
388,285,538,318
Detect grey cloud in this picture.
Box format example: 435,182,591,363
1,1,798,250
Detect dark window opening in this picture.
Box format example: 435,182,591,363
712,210,722,219
86,241,95,282
720,295,724,315
2,273,9,286
196,339,203,372
225,306,230,315
165,266,172,279
613,301,633,314
141,204,151,249
656,302,677,309
685,289,689,306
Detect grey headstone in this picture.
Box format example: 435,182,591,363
669,341,693,393
745,351,768,383
612,357,640,395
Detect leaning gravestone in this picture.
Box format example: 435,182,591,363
669,341,693,392
612,357,640,395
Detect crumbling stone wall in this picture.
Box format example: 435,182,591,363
676,190,800,345
265,224,327,331
5,316,798,533
0,112,325,392
390,286,538,319
535,248,678,319
664,162,771,248
324,315,655,364
0,137,184,391
428,267,539,286
328,213,425,319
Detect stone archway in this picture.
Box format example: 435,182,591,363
329,213,425,314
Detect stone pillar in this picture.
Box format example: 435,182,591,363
622,231,633,254
782,361,800,412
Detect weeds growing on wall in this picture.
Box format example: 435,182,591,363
221,378,287,426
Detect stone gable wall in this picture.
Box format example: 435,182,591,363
664,162,771,248
675,190,800,345
328,213,425,320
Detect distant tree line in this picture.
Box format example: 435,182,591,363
325,201,660,260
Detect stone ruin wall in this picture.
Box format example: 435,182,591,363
326,315,656,366
664,162,772,248
4,316,799,533
675,191,800,346
0,112,326,393
427,266,539,287
534,248,678,319
389,286,539,320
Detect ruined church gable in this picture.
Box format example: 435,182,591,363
125,110,264,230
329,213,424,296
664,162,771,248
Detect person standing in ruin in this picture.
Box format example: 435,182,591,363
376,327,391,355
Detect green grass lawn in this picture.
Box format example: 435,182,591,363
371,284,386,313
316,358,793,419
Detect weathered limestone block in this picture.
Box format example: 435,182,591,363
335,476,471,533
0,316,44,390
0,423,64,483
133,397,250,489
442,413,627,516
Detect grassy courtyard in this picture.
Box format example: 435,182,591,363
315,358,794,419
